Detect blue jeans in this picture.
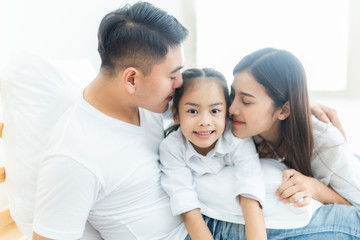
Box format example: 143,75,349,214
185,204,360,239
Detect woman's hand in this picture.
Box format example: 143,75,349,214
276,169,352,207
275,169,315,207
310,102,346,138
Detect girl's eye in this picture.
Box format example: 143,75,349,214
211,109,220,114
187,109,198,114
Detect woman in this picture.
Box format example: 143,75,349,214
227,47,360,238
229,47,360,208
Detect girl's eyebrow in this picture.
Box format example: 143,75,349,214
185,102,199,107
210,102,224,107
185,102,224,107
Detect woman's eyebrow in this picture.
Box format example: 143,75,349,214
240,91,255,98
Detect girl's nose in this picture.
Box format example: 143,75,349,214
199,113,211,126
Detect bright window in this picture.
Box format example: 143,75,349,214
196,0,348,91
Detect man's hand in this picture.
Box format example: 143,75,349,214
310,102,346,138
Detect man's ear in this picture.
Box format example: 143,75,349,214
171,106,180,124
121,67,142,94
278,101,290,120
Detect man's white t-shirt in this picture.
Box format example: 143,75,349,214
33,97,187,240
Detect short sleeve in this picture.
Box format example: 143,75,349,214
159,135,200,215
33,156,100,239
231,137,266,207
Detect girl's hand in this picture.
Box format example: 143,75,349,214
275,169,316,207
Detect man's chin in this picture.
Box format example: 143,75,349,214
144,104,168,114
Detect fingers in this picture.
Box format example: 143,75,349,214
310,103,330,123
293,196,311,207
280,189,309,204
281,169,297,182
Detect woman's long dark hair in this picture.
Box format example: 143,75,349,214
166,68,229,136
233,48,313,176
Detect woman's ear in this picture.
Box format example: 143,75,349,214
278,101,290,120
171,106,180,124
121,67,141,94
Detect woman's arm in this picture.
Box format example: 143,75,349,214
239,196,267,240
181,209,214,240
276,169,351,207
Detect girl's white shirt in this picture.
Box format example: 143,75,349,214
159,125,266,216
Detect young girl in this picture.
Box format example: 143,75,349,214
159,68,267,240
228,47,360,238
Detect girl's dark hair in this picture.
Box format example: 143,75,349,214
166,68,229,136
233,48,313,176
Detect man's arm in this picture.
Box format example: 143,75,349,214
310,102,346,138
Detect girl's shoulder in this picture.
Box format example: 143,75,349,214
160,127,186,150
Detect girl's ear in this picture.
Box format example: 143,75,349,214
171,105,180,124
278,101,290,120
121,67,142,94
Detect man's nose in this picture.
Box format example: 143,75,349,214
173,72,183,89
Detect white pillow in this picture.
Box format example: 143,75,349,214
194,158,323,229
0,53,94,238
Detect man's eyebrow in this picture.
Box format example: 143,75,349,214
170,66,183,74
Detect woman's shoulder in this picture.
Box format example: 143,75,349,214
311,115,345,148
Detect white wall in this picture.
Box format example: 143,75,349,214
0,0,182,71
0,0,183,208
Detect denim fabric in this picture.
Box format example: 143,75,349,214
184,204,360,240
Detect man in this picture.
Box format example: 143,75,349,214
33,2,188,239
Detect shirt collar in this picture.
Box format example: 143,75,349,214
182,125,234,160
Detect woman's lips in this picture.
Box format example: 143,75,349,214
231,119,245,125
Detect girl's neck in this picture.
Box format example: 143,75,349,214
192,141,217,156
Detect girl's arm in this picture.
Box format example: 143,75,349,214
239,196,267,240
276,169,351,207
181,209,214,240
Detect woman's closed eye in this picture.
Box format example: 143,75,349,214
241,98,251,105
